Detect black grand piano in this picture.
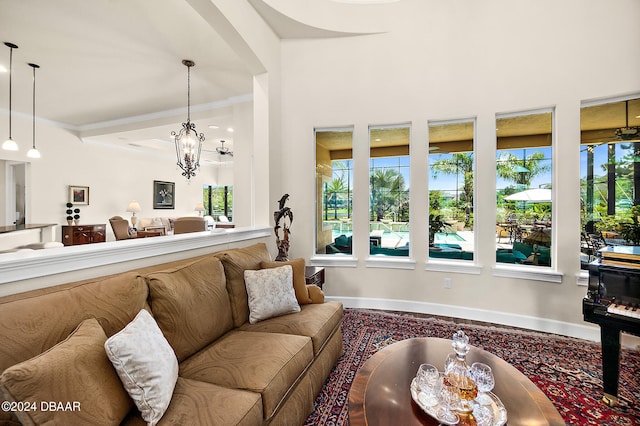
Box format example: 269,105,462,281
583,259,640,405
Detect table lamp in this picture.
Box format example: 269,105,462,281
127,201,142,229
195,203,205,216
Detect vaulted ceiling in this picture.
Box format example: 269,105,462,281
2,1,638,162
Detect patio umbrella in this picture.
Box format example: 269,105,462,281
524,229,551,245
504,188,552,202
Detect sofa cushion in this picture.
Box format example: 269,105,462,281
239,301,343,355
0,318,132,426
334,234,352,249
105,309,178,426
121,378,263,426
144,256,233,361
244,265,301,324
179,330,313,420
261,258,312,305
215,242,272,327
0,271,148,375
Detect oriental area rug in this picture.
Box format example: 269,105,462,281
304,308,640,425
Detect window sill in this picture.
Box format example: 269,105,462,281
310,254,358,268
366,256,416,269
424,259,482,275
576,269,588,286
492,264,563,283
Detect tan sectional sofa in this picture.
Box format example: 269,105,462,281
0,242,343,425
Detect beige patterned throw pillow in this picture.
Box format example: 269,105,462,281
104,309,178,426
244,265,301,324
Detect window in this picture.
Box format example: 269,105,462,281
315,128,354,255
203,185,233,221
428,119,475,261
580,97,640,268
496,110,553,267
369,125,410,257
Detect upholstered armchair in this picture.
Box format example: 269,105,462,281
109,216,133,240
173,217,207,234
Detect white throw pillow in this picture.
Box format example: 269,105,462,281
244,265,301,324
104,309,178,426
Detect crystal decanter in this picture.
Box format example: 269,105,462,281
444,330,478,413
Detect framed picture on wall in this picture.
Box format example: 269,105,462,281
68,185,90,205
153,180,175,209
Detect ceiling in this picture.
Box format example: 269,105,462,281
2,1,639,163
317,99,640,154
0,0,257,164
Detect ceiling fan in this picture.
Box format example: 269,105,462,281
615,100,640,141
215,140,233,157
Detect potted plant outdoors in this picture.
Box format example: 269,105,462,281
595,212,624,240
429,212,451,246
619,205,640,245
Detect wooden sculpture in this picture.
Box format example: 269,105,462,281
274,194,293,261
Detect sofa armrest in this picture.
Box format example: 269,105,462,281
307,285,324,304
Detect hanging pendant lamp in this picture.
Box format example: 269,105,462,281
2,42,19,151
26,63,41,159
171,59,204,180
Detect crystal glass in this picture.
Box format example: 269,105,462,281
471,362,495,405
436,375,460,425
416,363,439,407
472,403,494,426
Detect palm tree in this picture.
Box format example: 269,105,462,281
431,153,474,225
332,160,352,218
326,177,346,219
496,151,551,188
370,168,406,221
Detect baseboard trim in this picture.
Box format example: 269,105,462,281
328,295,602,343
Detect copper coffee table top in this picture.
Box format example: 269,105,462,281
348,337,565,426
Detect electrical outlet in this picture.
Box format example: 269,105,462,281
444,278,452,289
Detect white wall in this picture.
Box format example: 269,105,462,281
277,0,640,334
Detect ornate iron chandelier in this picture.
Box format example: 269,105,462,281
171,59,204,180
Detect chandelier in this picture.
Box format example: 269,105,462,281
171,59,204,180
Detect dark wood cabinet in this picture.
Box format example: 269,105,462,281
62,224,106,246
305,266,325,289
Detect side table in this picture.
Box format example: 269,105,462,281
304,266,325,289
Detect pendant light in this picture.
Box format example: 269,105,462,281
26,63,41,158
2,42,18,151
171,59,204,180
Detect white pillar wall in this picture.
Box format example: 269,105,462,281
276,0,640,337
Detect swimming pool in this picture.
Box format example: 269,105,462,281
332,230,466,243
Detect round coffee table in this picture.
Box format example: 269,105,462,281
348,337,565,425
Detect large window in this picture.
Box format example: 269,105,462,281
369,125,410,257
496,110,553,267
315,128,354,255
203,185,233,221
580,97,640,268
428,119,475,261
